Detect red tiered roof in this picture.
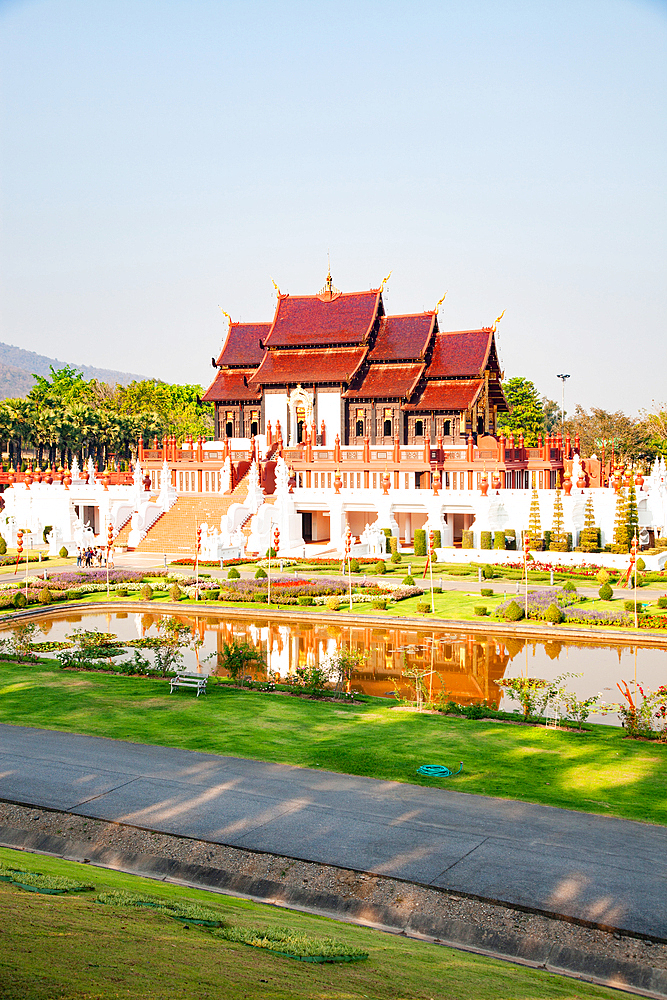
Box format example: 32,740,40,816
202,369,262,402
426,329,495,378
403,378,483,411
215,322,270,367
248,346,367,386
264,290,381,348
345,363,425,400
367,313,435,362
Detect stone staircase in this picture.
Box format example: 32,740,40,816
127,472,257,554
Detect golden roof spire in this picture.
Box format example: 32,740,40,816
492,309,505,332
435,290,448,312
218,306,232,329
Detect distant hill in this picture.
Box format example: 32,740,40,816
0,343,144,399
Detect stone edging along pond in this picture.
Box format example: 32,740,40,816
2,599,667,650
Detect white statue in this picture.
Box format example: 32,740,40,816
220,456,232,493
70,456,81,483
244,459,264,514
275,456,290,497
157,459,177,508
87,456,96,484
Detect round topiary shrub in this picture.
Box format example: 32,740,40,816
168,584,182,601
597,569,610,585
139,584,153,601
473,605,487,616
59,546,68,559
480,588,493,597
657,596,667,609
39,587,52,604
403,575,415,586
372,599,387,610
545,603,564,624
0,537,6,555
503,600,524,621
599,582,613,600
255,568,268,579
12,592,26,609
482,564,494,580
416,601,431,613
297,595,314,606
228,568,240,579
390,552,401,563
636,557,646,571
350,558,360,573
562,580,577,592
375,560,386,574
624,600,637,612
326,597,340,611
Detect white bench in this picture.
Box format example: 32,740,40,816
169,672,208,697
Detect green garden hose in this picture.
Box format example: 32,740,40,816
417,762,463,778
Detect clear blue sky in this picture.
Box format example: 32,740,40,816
1,0,665,415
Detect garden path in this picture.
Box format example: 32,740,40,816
0,723,664,938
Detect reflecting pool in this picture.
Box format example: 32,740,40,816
4,609,666,725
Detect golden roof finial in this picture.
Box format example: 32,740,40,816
492,309,505,332
271,277,281,296
218,306,232,329
380,270,392,292
435,290,448,312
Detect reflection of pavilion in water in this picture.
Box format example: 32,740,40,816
192,617,511,706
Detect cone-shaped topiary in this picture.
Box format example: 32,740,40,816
228,567,240,579
169,584,183,601
599,581,613,600
613,489,629,553
255,568,267,579
39,587,52,604
403,575,415,585
545,603,564,624
139,584,153,601
550,487,567,551
504,600,524,621
580,493,599,552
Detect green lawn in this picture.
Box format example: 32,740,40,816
0,847,636,1000
1,658,666,825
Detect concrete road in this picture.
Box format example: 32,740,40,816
0,723,664,937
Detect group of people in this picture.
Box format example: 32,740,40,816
76,546,114,569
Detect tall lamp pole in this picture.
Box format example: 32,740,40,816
556,374,570,437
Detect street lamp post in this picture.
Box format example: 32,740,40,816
556,374,570,438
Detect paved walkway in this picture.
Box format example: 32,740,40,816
0,724,664,938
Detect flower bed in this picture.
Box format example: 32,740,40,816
495,588,630,626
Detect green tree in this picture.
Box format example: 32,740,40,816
541,397,562,434
564,405,648,463
497,378,545,445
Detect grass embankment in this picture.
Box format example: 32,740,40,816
0,848,630,1000
0,659,665,825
